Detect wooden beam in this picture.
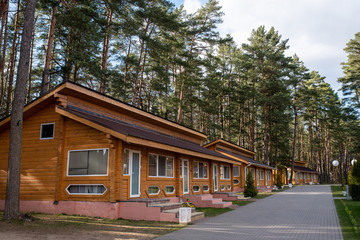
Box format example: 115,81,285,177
55,106,128,142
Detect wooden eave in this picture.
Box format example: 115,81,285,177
0,82,207,142
56,82,207,141
0,83,68,132
203,139,255,156
55,106,239,165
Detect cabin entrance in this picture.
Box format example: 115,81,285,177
213,164,218,191
182,159,189,194
130,151,141,197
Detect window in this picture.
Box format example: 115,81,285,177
165,186,175,194
68,149,108,176
148,154,174,177
307,173,310,179
40,123,54,139
193,185,200,192
314,174,317,180
299,173,303,179
259,170,264,180
251,168,255,180
227,184,231,190
233,166,240,177
66,184,107,195
193,161,208,179
267,171,272,180
203,185,209,192
124,150,130,175
233,179,240,185
220,165,230,179
148,186,160,195
220,185,225,191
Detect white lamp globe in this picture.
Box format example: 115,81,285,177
332,160,339,167
351,159,357,166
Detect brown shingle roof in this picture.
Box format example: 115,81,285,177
60,106,238,162
216,148,276,170
293,165,318,173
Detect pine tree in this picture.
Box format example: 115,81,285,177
244,170,258,197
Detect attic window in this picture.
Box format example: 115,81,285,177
40,123,55,140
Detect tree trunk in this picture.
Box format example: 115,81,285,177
5,0,20,115
290,95,297,183
27,12,38,102
0,2,8,109
41,6,57,96
3,0,36,221
99,6,112,94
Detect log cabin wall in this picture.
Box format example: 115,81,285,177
0,104,61,201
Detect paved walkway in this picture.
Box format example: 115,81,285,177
157,185,343,240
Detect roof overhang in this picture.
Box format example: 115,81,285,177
55,106,239,164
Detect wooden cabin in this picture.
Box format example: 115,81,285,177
283,160,319,185
0,82,246,222
204,139,276,192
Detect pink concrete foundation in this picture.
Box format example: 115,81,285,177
0,199,179,222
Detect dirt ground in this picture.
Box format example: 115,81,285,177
0,212,183,240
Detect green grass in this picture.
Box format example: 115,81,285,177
232,200,253,206
334,200,360,240
195,207,233,217
0,211,183,239
331,185,345,197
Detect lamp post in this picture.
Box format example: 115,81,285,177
332,159,349,200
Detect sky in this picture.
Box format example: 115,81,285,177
170,0,360,94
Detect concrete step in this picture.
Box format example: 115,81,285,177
149,202,183,211
191,211,205,222
181,194,233,208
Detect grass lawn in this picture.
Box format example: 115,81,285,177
331,185,345,197
195,207,233,217
0,211,183,240
331,185,360,240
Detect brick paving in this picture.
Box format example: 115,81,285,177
156,185,343,240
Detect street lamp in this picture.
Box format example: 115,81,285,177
351,158,357,166
332,159,349,200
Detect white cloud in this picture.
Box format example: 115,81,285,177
183,0,202,14
216,0,360,92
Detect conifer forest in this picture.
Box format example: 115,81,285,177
0,0,359,184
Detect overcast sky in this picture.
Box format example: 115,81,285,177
170,0,360,94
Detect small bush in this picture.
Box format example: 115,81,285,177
276,173,283,188
349,160,360,201
244,171,258,197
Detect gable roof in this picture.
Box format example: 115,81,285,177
0,82,206,141
203,139,255,156
292,165,318,173
216,148,276,170
56,105,240,164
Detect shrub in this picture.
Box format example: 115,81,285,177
349,160,360,201
276,172,283,188
244,170,258,197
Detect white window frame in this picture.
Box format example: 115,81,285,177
203,185,209,192
220,165,230,180
220,184,225,191
233,166,240,177
123,149,130,175
40,123,55,140
66,184,107,195
67,148,109,177
267,171,272,180
193,185,200,192
148,153,174,178
164,185,175,194
147,186,160,195
233,179,240,185
226,184,231,190
259,170,264,180
193,161,208,179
